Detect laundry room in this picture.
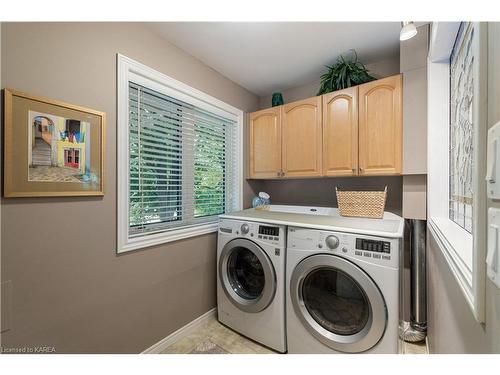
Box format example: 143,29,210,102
1,3,500,374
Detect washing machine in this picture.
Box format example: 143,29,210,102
286,226,400,354
217,218,287,353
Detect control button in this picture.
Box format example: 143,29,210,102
363,252,372,258
382,255,391,260
373,254,381,259
258,235,262,239
236,231,239,235
355,250,362,256
274,237,279,241
263,236,268,240
325,235,340,250
241,223,249,235
318,244,323,249
250,233,254,237
342,247,348,253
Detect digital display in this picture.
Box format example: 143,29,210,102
355,238,390,253
258,226,280,237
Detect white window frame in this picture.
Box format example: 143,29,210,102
427,22,487,322
117,54,243,253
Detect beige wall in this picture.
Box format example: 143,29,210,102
427,22,500,354
0,22,259,353
401,25,428,176
400,25,428,221
258,56,400,109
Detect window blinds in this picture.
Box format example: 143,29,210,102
128,82,239,237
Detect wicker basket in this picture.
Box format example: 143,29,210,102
335,186,387,219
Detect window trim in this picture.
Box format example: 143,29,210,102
117,54,243,253
427,22,487,322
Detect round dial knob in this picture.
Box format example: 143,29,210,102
240,223,250,235
325,235,340,250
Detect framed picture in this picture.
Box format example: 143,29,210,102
3,89,105,197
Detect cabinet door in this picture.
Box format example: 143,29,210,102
249,107,282,179
282,97,322,177
358,74,402,175
322,87,358,176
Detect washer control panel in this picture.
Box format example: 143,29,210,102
288,226,399,268
218,219,285,247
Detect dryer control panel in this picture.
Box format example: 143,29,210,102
355,238,391,254
288,227,400,269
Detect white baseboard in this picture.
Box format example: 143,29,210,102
142,308,216,354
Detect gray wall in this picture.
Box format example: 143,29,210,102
427,22,500,354
253,176,402,215
0,22,259,353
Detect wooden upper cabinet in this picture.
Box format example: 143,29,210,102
249,107,282,178
282,97,322,177
322,87,358,176
248,75,403,179
358,74,402,175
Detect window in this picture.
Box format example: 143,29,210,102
449,22,474,233
118,55,243,253
427,22,487,322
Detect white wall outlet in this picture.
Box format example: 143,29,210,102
487,208,500,289
486,121,500,199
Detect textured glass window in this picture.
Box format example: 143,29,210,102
449,22,474,233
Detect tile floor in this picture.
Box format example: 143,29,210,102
401,340,428,354
160,314,428,354
161,314,275,354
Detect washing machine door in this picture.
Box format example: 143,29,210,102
219,238,277,313
290,254,387,353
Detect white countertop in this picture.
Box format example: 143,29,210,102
220,206,404,239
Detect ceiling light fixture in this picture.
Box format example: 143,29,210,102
400,21,418,41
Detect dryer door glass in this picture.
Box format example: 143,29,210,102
290,254,387,353
227,247,265,299
302,268,369,335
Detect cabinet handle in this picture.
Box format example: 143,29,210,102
276,172,280,177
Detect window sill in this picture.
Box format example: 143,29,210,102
117,221,219,253
428,217,475,309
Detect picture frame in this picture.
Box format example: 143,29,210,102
3,89,105,197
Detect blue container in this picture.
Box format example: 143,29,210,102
252,192,270,209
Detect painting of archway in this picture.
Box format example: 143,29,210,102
28,110,91,182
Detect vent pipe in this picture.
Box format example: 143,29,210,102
400,219,427,342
